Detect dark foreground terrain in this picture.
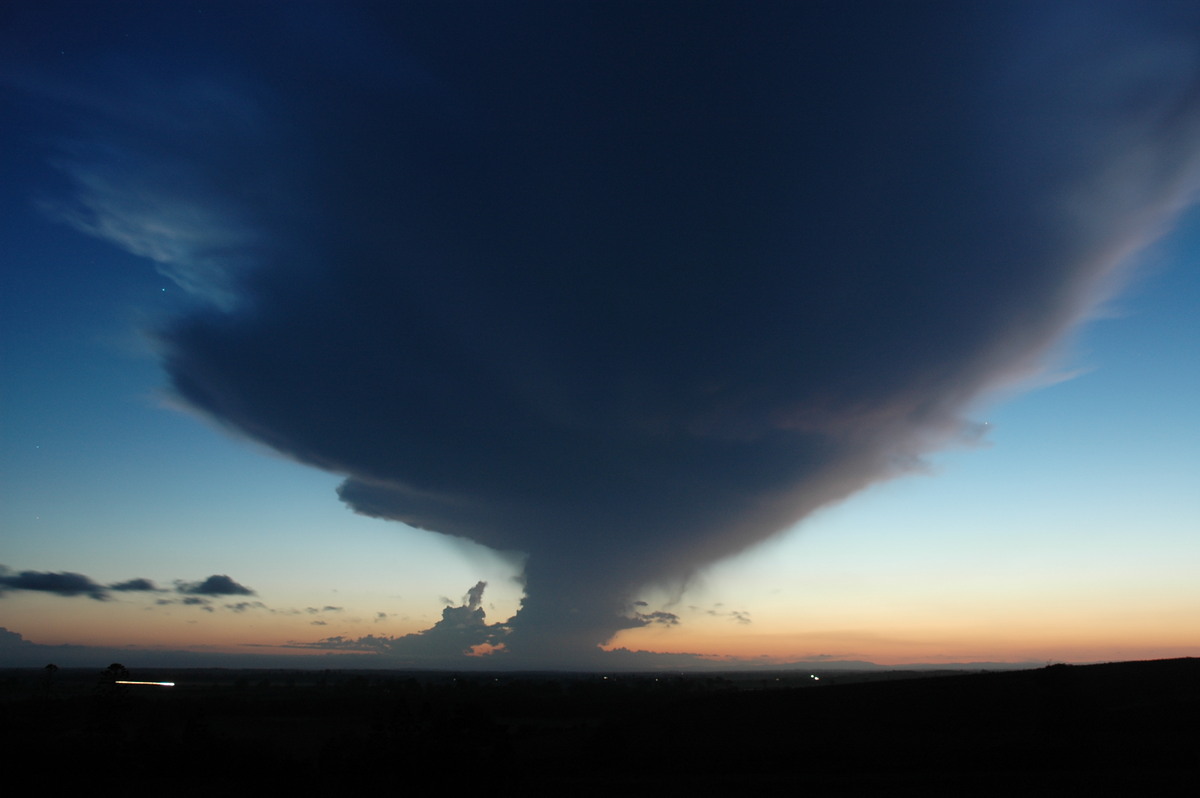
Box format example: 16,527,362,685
3,658,1196,794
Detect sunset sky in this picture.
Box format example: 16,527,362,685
2,1,1198,670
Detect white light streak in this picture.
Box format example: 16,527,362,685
115,680,175,687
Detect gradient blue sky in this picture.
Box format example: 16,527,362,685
2,1,1198,669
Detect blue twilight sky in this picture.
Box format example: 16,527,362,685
1,1,1198,669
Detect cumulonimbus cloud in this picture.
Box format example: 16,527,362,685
9,2,1200,665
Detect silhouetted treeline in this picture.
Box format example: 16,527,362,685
2,659,1196,794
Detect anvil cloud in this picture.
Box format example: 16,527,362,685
9,2,1200,665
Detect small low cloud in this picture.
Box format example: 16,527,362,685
295,582,506,661
0,567,109,600
702,605,752,625
636,610,681,628
0,565,163,601
302,633,394,653
225,601,267,613
175,574,255,596
109,578,164,592
2,565,258,608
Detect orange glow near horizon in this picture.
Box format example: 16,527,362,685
6,576,1197,667
606,599,1200,666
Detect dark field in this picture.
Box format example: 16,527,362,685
3,658,1196,794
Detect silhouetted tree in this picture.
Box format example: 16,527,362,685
99,662,130,685
41,663,58,695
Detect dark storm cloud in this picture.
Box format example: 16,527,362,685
10,2,1200,664
175,575,255,597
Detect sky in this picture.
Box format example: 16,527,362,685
2,1,1198,671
